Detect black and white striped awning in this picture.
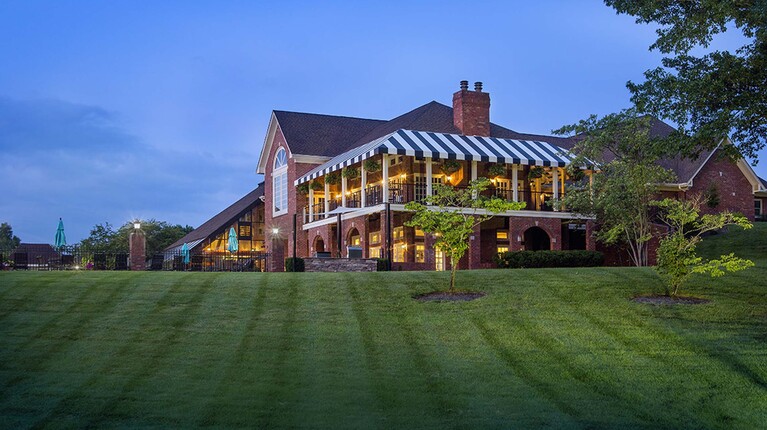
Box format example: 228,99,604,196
296,129,585,185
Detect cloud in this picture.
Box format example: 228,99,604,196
0,97,261,243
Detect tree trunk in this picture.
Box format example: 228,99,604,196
449,256,457,292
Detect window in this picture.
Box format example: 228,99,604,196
415,228,424,238
394,243,406,262
393,226,404,241
238,224,252,239
415,244,425,263
390,155,403,166
273,148,288,216
496,230,508,240
369,246,381,258
756,200,762,216
497,246,509,254
369,232,381,245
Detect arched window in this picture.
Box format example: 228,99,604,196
274,148,287,169
273,147,288,216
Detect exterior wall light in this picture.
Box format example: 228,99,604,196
272,227,279,235
133,222,141,230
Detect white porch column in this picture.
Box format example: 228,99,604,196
512,165,519,202
361,167,367,207
324,182,330,218
382,154,389,203
552,167,560,212
309,188,315,221
341,173,347,207
426,157,433,198
588,170,594,199
471,160,478,181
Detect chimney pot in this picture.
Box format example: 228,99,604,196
474,81,483,92
460,80,469,91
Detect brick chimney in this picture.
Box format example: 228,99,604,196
453,80,490,136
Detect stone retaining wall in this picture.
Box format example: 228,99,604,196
304,258,378,272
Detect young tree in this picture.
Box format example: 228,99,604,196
554,110,674,266
404,178,524,292
0,222,21,250
607,0,767,161
652,197,753,297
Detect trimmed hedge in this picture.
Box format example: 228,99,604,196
494,250,604,269
376,259,390,272
285,257,305,272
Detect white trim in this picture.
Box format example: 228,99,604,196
687,138,766,193
294,154,332,164
256,113,280,175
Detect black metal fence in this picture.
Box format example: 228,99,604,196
0,246,269,272
159,249,269,272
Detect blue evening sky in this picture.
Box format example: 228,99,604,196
1,1,764,243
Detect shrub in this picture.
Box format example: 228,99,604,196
439,160,461,175
486,163,506,177
376,258,390,271
285,257,305,272
528,166,545,179
295,182,310,194
493,250,604,269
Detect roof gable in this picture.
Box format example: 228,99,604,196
273,110,385,157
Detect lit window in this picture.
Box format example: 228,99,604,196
393,226,404,241
394,243,406,262
415,244,425,263
369,232,381,245
273,148,288,216
415,228,424,238
496,230,508,240
369,246,381,258
497,246,509,254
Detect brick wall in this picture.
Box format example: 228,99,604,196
264,126,321,271
688,150,755,219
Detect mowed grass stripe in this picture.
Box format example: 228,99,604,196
25,272,204,428
537,269,767,427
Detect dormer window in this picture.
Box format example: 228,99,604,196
273,148,288,216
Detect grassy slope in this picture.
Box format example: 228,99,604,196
0,224,765,429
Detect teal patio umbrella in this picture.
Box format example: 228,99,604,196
227,227,238,254
54,218,67,249
181,243,190,265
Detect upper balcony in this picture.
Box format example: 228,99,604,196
295,129,594,225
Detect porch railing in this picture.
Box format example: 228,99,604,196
302,183,568,223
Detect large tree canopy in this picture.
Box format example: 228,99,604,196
0,222,21,250
607,0,767,161
79,220,193,257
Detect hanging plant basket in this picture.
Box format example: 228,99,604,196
295,182,310,194
528,166,545,179
486,163,506,177
310,181,324,192
325,171,341,185
342,167,359,179
364,159,381,172
439,160,461,175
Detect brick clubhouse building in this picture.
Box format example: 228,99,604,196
251,81,766,272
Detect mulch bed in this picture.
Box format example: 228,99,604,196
414,291,486,302
632,295,711,305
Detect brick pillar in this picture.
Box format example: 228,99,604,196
468,223,482,269
509,219,523,251
129,228,146,271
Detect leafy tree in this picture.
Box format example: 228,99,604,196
652,197,753,297
607,0,767,160
554,110,674,267
404,178,524,292
79,222,118,251
79,220,193,257
0,222,21,249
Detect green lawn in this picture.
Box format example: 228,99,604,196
1,225,766,429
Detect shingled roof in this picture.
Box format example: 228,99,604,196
165,183,265,252
273,111,385,157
